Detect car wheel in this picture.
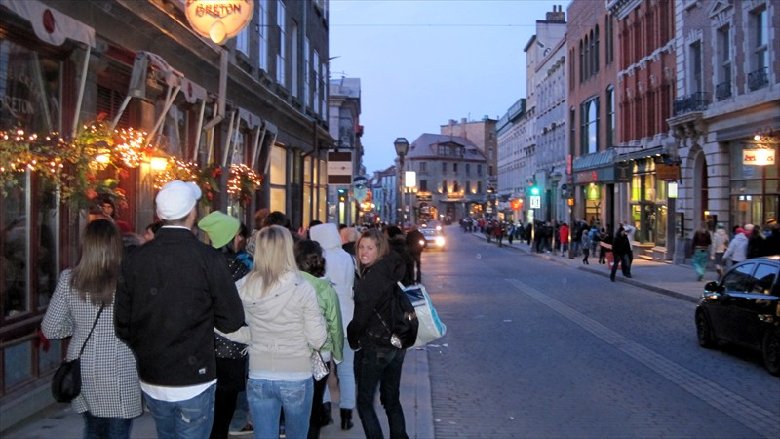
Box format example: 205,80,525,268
761,330,780,377
695,310,716,348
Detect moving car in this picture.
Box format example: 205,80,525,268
420,227,446,251
694,256,780,376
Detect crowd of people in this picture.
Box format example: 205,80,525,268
42,180,424,439
461,214,779,282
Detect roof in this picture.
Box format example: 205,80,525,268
407,133,486,161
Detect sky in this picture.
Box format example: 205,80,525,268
329,0,565,174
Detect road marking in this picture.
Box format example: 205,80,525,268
506,278,779,439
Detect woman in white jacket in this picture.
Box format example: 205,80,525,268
723,226,748,268
219,225,326,439
309,223,357,430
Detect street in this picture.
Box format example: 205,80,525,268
423,226,780,438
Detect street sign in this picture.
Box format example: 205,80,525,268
530,195,541,209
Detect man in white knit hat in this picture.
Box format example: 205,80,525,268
115,180,245,438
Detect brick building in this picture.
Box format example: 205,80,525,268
566,0,621,230
608,0,677,259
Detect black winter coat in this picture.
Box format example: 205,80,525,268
115,227,245,386
347,252,406,349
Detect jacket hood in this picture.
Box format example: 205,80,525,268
240,271,298,319
310,223,342,250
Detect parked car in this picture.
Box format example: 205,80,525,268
420,227,446,251
694,256,780,376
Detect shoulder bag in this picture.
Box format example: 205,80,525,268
51,303,105,403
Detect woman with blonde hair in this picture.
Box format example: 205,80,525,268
347,228,410,439
218,225,327,439
42,219,141,438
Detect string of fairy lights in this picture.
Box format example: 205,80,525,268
0,122,263,206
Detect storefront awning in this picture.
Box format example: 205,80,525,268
572,148,617,172
616,145,665,162
1,0,96,47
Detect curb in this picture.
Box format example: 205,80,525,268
465,231,698,304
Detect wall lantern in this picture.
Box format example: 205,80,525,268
149,156,169,172
185,0,254,45
668,181,678,199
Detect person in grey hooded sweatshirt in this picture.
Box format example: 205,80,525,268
309,222,357,430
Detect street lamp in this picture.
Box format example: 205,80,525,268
394,137,410,225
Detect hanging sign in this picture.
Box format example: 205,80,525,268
185,0,253,45
743,149,775,166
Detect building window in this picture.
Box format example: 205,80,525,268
477,164,483,177
569,107,576,154
716,25,731,100
477,181,483,194
465,180,471,194
752,6,768,71
453,181,460,193
580,98,599,155
748,6,768,91
419,179,428,191
442,179,448,193
605,14,614,64
276,0,287,86
419,161,427,172
688,41,702,93
453,163,458,174
442,162,447,174
258,0,268,71
303,36,310,107
579,40,584,83
594,26,599,74
312,50,320,114
236,28,249,55
584,35,590,80
606,86,614,147
291,21,298,98
465,163,470,175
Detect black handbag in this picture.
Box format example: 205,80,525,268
51,303,104,403
373,284,419,349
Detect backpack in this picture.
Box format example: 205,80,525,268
374,284,419,349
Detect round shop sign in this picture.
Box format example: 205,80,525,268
185,0,254,45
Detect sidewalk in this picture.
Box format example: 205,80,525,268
467,230,708,303
3,348,435,439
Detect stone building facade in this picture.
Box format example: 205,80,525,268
667,0,779,261
405,133,488,223
328,77,364,226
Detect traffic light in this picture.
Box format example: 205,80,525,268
337,188,346,202
530,185,540,196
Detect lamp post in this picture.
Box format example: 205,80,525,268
394,137,410,226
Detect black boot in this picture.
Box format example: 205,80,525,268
340,408,354,430
320,402,333,426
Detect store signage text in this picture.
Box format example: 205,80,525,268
743,149,775,166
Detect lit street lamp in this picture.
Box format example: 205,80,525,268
394,137,410,226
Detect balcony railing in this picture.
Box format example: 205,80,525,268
748,67,769,91
673,92,711,116
715,82,732,100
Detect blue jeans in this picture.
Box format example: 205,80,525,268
247,378,313,439
354,347,408,439
82,412,133,439
143,384,216,439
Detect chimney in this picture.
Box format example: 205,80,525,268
546,5,565,21
461,117,467,124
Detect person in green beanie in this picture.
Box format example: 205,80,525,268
197,211,252,439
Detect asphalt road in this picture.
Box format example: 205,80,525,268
421,227,780,438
